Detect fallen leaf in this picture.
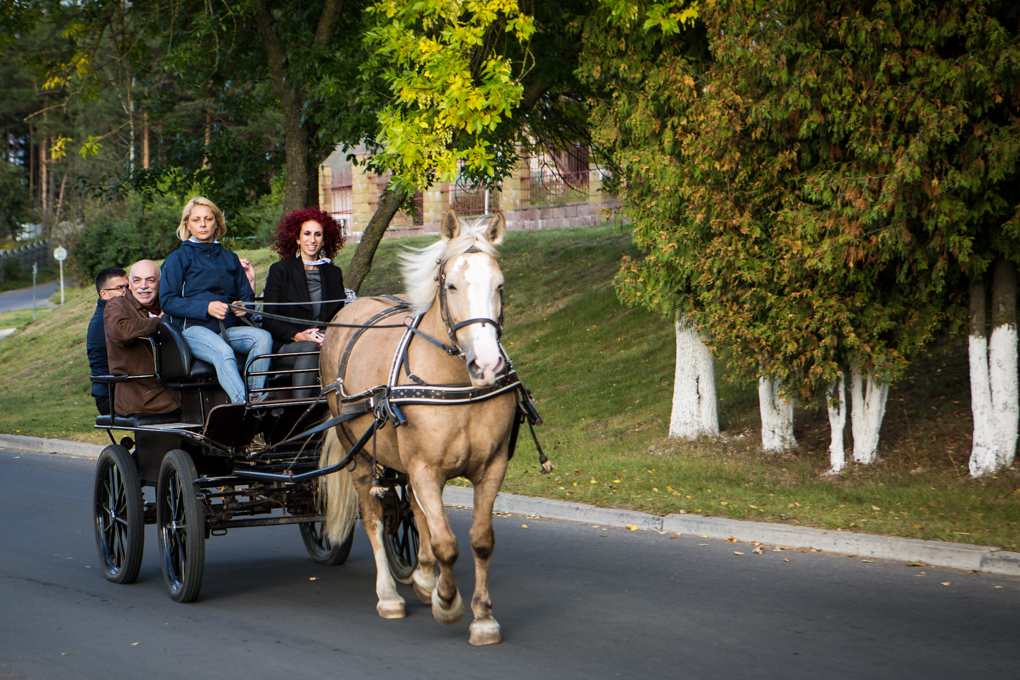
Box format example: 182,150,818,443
726,536,737,543
752,546,764,555
941,582,951,586
698,543,708,546
522,524,528,529
995,586,1003,589
131,642,139,646
625,524,639,530
784,558,790,562
861,559,874,563
733,551,744,556
907,562,927,567
309,577,318,581
871,505,881,511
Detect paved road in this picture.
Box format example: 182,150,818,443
2,449,1018,680
0,281,58,315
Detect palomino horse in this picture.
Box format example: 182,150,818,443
319,210,518,645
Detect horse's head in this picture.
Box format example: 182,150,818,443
402,210,508,387
438,210,507,387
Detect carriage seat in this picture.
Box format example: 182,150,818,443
95,410,185,430
151,320,218,385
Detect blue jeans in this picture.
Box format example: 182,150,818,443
182,325,273,404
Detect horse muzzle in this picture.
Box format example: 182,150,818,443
466,351,504,386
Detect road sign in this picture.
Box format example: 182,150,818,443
53,245,66,304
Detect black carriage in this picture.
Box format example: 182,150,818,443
91,320,417,602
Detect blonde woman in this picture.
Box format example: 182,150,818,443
159,196,272,404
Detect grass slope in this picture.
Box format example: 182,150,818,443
0,225,1017,550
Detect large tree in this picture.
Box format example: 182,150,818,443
587,0,1020,474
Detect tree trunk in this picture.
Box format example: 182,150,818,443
759,376,795,452
257,4,320,214
344,188,407,293
968,257,1019,477
668,315,718,440
826,374,847,473
850,366,888,464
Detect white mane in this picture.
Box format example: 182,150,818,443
400,216,501,315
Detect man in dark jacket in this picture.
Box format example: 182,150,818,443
104,260,181,416
86,267,128,415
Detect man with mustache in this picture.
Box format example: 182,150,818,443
104,259,181,416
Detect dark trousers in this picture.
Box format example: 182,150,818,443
95,396,110,416
274,341,321,399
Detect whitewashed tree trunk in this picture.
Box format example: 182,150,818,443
826,375,847,473
850,367,889,464
758,376,795,452
668,315,719,440
968,259,1019,478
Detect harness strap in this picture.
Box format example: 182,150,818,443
330,302,412,399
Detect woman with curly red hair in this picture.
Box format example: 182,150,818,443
263,208,348,399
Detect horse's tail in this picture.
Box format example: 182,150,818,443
318,427,359,543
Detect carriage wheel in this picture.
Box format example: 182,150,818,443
383,480,419,584
93,445,145,585
299,519,355,566
157,450,206,603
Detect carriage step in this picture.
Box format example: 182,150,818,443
136,421,203,431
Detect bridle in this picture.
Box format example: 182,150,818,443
433,245,505,358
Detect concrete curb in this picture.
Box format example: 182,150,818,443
3,434,1016,577
443,487,1020,577
0,434,103,459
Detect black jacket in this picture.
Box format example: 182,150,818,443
262,257,345,351
87,298,110,398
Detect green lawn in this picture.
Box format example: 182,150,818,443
0,224,1017,551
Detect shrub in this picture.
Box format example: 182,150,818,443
68,192,183,284
1,255,22,282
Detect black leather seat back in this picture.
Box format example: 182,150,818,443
154,321,217,382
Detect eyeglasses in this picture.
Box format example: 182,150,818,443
102,284,129,292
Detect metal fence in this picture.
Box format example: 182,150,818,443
443,181,501,216
521,169,589,207
327,166,353,233
0,240,49,282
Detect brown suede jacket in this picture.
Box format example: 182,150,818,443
104,291,181,416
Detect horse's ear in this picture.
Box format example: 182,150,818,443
483,212,506,245
441,210,461,241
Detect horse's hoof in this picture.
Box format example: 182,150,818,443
469,619,501,646
431,588,464,625
413,580,433,604
377,600,406,619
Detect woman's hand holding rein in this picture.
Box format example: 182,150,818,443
207,300,249,320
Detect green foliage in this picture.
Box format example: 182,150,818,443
586,0,1020,397
67,191,182,284
1,256,24,283
363,0,534,191
0,164,35,239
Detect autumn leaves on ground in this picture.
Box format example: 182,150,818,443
0,225,1016,550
